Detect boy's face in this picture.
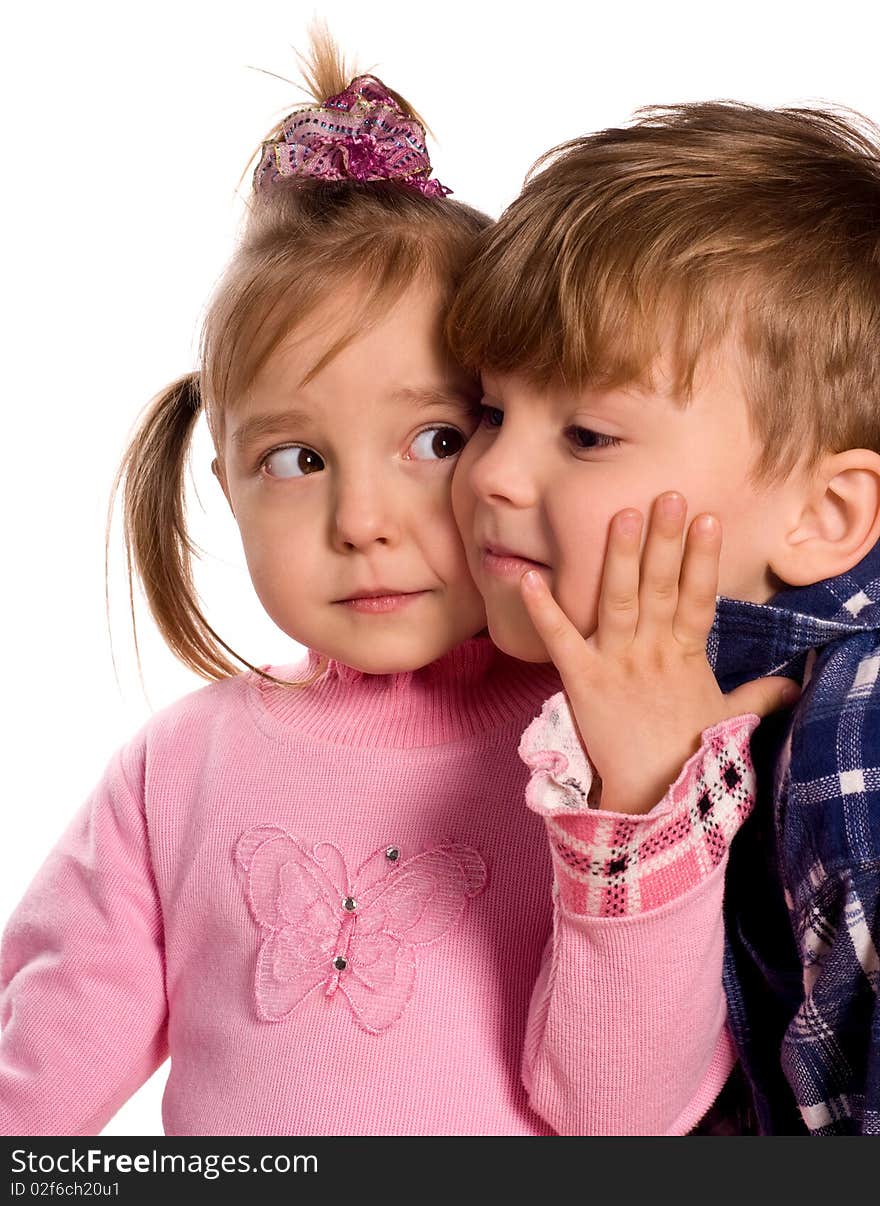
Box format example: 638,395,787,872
452,349,799,662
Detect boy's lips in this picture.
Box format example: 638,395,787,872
480,543,551,579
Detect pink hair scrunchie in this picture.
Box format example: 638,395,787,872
253,74,451,198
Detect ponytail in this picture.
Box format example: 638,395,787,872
108,374,327,687
110,372,242,681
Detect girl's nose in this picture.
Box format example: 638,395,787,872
330,477,401,552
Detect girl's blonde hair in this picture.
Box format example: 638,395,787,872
446,102,880,487
113,29,489,682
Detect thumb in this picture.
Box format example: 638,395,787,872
724,674,801,721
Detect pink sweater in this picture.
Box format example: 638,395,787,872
0,637,756,1135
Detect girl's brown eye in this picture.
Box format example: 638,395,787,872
263,446,325,478
408,426,466,461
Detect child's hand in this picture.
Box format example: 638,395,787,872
519,491,799,815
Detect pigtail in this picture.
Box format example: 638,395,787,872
109,374,327,687
109,372,240,682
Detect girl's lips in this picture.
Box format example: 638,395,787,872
337,591,429,614
481,548,550,579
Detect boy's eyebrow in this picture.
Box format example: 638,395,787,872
479,394,641,430
231,388,475,450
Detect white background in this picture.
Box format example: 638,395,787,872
2,0,879,1135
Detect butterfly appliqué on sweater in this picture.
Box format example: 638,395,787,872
235,826,488,1034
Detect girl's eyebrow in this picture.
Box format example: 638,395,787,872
231,410,314,450
231,387,474,451
391,386,479,409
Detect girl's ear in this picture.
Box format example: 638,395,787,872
212,458,236,517
769,449,880,587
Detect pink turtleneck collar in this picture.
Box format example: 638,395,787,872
248,635,561,749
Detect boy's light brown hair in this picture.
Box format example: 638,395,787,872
446,102,880,486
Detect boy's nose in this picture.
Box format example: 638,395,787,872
467,434,539,510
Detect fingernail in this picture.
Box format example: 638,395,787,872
695,514,718,535
661,493,684,517
618,511,641,535
522,570,541,591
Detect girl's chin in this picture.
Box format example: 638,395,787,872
320,641,455,676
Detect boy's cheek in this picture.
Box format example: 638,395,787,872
450,452,478,546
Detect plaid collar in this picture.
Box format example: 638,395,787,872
708,540,880,690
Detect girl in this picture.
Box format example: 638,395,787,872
0,36,793,1136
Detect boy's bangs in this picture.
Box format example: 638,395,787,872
448,244,727,401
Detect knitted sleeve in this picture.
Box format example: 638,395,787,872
519,692,760,1135
0,741,167,1135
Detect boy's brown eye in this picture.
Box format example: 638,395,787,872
572,427,600,448
567,426,622,450
480,405,504,428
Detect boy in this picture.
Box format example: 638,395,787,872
448,102,880,1135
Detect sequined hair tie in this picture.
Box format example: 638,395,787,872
253,74,451,198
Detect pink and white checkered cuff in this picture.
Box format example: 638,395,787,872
518,693,760,917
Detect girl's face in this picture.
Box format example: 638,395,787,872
214,279,487,674
452,361,798,662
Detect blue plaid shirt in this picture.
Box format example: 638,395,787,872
709,541,880,1135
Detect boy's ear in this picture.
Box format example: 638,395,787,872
769,449,880,587
211,458,236,517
